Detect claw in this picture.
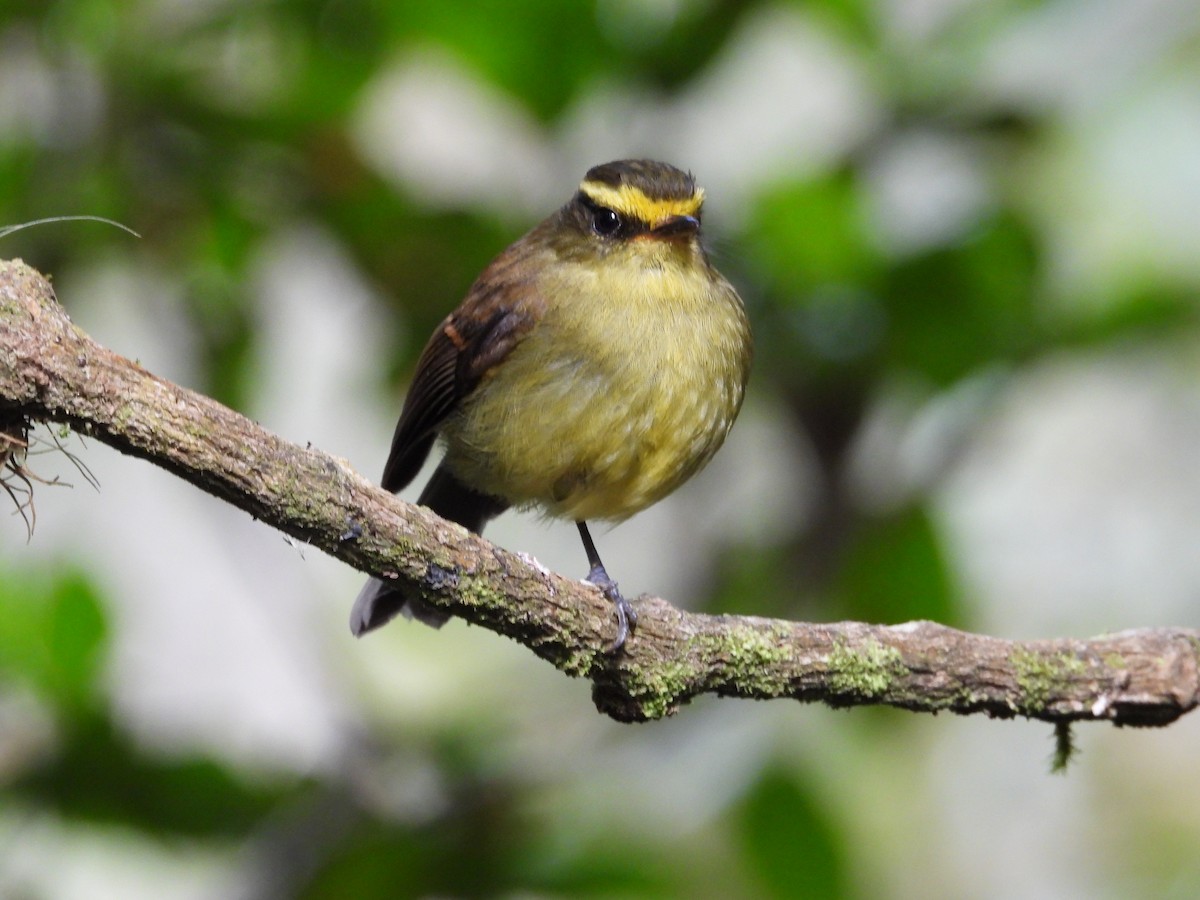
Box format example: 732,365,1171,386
586,563,636,653
577,521,638,653
606,590,637,654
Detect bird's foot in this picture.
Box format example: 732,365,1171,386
585,564,637,653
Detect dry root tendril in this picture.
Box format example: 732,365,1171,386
0,417,99,539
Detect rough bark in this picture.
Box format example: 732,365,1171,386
2,258,1198,724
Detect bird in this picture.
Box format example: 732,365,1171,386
351,159,752,652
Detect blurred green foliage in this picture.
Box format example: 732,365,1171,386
738,768,850,899
0,568,105,715
3,0,1199,897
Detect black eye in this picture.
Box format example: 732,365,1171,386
591,207,621,237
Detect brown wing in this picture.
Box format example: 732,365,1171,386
379,275,539,494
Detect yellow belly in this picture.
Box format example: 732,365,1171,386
439,246,751,522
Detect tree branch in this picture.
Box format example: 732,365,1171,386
2,258,1198,725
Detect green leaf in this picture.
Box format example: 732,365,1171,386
739,767,851,900
881,213,1039,385
748,172,881,295
0,566,107,713
11,710,296,836
834,505,961,626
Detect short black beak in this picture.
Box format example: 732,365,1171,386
651,214,700,238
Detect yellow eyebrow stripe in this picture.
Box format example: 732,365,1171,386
579,180,704,225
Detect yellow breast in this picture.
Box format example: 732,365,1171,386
440,240,751,522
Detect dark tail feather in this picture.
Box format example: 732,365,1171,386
350,465,508,636
416,464,509,534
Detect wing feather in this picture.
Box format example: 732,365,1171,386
378,263,541,493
